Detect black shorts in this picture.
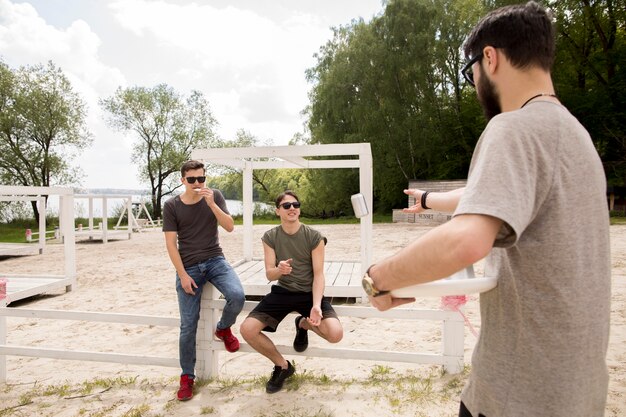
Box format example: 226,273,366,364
247,285,338,332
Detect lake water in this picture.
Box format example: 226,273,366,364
13,195,271,219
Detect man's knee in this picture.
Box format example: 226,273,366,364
239,318,259,341
323,321,343,344
227,291,245,309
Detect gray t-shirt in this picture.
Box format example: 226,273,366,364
456,102,610,417
262,224,326,293
162,189,229,267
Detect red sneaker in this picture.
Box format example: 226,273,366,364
215,327,240,352
177,374,194,401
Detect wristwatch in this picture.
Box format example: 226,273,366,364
362,266,390,297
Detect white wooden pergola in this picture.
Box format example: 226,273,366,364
0,186,76,304
192,143,373,297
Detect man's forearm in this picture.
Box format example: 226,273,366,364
370,214,498,292
312,275,324,308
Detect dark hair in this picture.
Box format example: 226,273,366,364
180,160,205,177
275,190,300,208
463,1,555,71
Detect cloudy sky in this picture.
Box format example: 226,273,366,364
0,0,383,190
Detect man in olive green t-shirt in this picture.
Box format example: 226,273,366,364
240,190,344,394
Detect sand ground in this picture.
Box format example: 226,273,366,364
0,223,624,417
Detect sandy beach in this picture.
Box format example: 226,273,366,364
0,223,624,417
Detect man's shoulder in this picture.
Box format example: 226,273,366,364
299,224,326,245
262,225,281,239
164,195,180,206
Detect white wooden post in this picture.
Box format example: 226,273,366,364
0,298,6,383
126,197,134,238
442,312,464,374
61,193,76,293
196,285,219,379
243,160,253,261
359,143,373,276
37,196,46,254
88,195,94,231
102,197,108,244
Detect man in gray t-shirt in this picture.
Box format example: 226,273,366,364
365,3,610,417
163,160,245,402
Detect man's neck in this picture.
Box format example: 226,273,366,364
180,190,202,204
499,67,557,112
280,220,301,235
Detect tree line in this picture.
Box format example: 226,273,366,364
1,0,623,220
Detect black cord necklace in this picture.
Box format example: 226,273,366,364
521,93,557,108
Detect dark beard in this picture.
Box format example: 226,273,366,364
477,65,501,121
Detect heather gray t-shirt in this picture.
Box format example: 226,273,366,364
162,189,229,267
456,102,610,417
262,224,326,293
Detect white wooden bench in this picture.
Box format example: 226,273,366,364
233,258,365,298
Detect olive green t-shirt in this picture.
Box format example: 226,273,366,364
456,102,610,417
261,224,326,293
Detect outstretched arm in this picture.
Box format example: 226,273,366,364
367,213,502,311
403,187,465,214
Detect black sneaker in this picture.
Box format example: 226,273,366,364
293,316,308,352
266,361,295,394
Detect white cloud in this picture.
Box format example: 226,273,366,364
0,0,383,189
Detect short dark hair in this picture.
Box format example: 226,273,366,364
180,160,205,177
275,190,299,208
463,1,555,71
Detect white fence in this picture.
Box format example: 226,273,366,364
0,286,465,383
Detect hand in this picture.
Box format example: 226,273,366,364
180,274,198,295
277,258,293,275
368,293,415,311
308,305,323,326
195,187,215,206
402,189,428,213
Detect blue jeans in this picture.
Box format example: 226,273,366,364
176,255,245,378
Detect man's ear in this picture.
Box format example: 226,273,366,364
482,46,499,75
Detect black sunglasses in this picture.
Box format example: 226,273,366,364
461,52,483,87
280,202,301,209
185,176,206,184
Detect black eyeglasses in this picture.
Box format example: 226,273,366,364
280,202,301,209
185,176,206,184
461,53,483,87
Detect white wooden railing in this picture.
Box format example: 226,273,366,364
0,286,465,383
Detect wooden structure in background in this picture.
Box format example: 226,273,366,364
0,186,76,304
192,144,374,298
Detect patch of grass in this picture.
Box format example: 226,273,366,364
121,404,150,417
79,376,137,395
610,216,626,225
200,406,216,415
42,382,72,397
255,406,334,417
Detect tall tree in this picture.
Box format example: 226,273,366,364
306,0,485,211
549,0,626,185
100,85,218,218
0,60,92,220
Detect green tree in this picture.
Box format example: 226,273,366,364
306,0,485,211
549,0,626,185
0,60,92,220
100,84,218,218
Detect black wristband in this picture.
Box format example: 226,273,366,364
421,191,430,210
